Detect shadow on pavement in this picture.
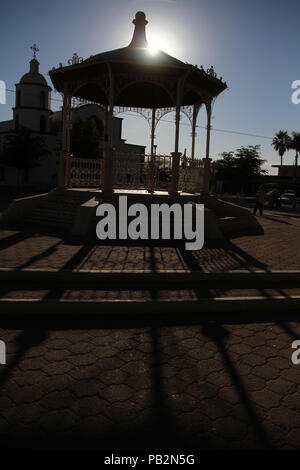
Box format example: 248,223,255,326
0,312,298,450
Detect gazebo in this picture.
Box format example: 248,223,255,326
49,11,227,195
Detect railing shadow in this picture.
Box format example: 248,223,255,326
0,329,48,388
0,231,32,252
16,240,63,270
201,321,271,449
1,309,300,449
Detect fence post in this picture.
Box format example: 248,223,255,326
102,147,115,194
169,152,181,195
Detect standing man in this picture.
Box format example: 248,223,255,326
253,185,266,216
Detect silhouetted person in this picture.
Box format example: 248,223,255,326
269,187,280,209
253,185,266,216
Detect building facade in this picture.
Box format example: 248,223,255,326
0,57,145,191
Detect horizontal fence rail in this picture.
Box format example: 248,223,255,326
69,153,205,193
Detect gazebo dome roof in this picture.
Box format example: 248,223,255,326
85,46,187,68
49,12,227,108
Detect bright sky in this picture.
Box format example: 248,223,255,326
1,0,299,174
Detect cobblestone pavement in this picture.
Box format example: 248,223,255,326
0,209,300,272
0,316,300,449
0,209,300,450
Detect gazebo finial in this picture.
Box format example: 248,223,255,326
128,11,149,48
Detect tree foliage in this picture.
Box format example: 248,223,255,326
272,130,291,166
212,145,267,194
0,126,50,186
70,116,103,159
288,131,300,166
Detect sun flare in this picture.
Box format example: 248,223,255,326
147,32,177,57
148,44,159,55
147,36,160,55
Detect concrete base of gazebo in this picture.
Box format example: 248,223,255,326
1,188,263,240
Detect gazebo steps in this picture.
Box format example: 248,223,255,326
1,268,300,283
1,189,263,239
0,274,300,314
0,280,299,315
11,190,95,230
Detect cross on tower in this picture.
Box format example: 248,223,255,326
30,43,39,60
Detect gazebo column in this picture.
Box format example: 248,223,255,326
203,99,212,194
65,94,73,188
58,89,72,189
191,104,200,160
169,82,182,195
147,107,156,193
102,68,115,194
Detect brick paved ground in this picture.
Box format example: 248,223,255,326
0,209,300,272
0,208,300,450
0,315,300,449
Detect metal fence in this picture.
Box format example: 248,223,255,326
71,157,102,187
70,153,205,193
178,158,204,193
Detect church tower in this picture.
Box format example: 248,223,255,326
13,44,52,133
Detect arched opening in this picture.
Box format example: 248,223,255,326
89,114,104,134
16,91,21,107
15,114,19,130
40,115,46,132
40,91,46,108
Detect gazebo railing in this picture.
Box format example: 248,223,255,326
71,156,102,187
113,153,174,191
178,157,204,193
113,152,146,189
145,154,173,191
69,152,205,193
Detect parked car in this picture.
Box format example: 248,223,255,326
279,192,300,206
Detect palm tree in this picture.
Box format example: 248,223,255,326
288,132,300,186
272,130,290,166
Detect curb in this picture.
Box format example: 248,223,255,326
0,296,300,315
1,268,300,283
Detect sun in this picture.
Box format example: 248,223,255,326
147,37,160,55
148,44,159,55
147,32,177,57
